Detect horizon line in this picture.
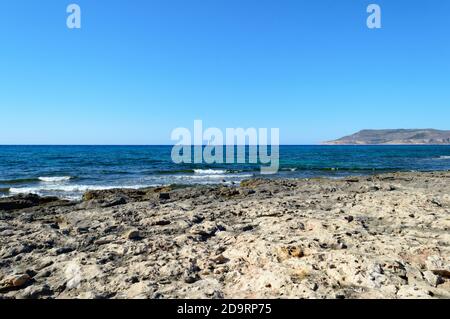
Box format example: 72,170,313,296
0,144,449,147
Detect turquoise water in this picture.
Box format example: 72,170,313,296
0,145,449,199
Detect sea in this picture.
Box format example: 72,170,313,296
1,145,449,200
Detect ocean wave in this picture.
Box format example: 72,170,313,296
155,169,195,175
0,176,75,185
437,156,450,160
0,187,10,194
38,176,73,182
193,169,227,175
9,184,156,195
0,178,40,185
176,174,252,180
280,166,392,172
280,168,297,172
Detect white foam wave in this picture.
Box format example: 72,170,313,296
176,174,252,180
193,169,227,175
38,176,72,182
438,156,450,160
9,184,156,195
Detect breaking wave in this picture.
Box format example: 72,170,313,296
38,176,73,182
193,169,228,175
176,174,252,180
8,184,158,200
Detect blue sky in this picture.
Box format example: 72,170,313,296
0,0,449,144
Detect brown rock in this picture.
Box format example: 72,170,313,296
277,246,305,261
211,254,228,264
1,274,32,291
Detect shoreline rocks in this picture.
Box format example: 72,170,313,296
0,171,449,299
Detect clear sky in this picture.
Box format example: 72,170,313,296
0,0,449,145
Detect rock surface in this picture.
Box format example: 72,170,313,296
0,171,449,299
0,194,67,211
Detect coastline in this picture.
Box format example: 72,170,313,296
1,171,449,299
1,144,450,200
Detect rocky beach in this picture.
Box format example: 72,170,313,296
0,171,449,299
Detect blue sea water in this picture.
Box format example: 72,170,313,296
0,145,449,199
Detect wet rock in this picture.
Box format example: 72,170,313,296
0,194,59,211
103,196,127,207
83,189,142,202
78,196,127,209
240,179,267,188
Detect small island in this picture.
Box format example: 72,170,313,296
324,129,450,145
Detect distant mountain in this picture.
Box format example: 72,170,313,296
324,129,450,145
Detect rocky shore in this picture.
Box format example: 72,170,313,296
0,172,449,299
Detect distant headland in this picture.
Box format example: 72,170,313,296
324,129,450,145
